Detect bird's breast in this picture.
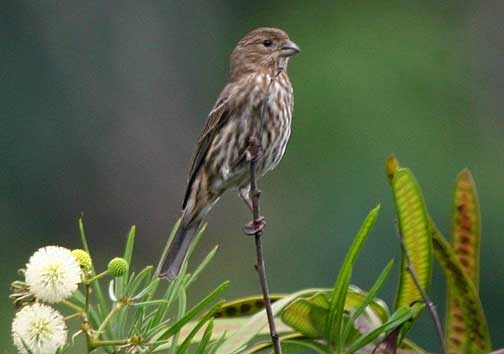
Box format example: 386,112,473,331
256,73,293,176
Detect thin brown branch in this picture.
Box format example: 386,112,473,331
395,222,445,354
246,137,282,354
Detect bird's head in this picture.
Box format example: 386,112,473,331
229,27,300,81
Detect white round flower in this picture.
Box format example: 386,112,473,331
25,246,81,303
12,303,67,354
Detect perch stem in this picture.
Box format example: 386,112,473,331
247,138,282,354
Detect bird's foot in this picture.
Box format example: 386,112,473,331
243,217,266,236
245,137,264,162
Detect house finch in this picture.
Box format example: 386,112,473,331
160,27,300,279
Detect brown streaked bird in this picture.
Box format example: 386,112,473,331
160,27,300,279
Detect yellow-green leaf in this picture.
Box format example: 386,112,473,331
214,294,286,318
388,159,432,311
282,298,327,338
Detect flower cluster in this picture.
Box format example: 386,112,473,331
10,243,133,354
25,246,82,303
12,303,67,354
10,246,87,353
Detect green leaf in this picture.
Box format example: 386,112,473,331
242,333,305,354
445,168,482,354
186,223,208,260
127,266,154,297
185,245,219,288
346,303,425,354
331,266,352,351
78,217,108,317
342,259,394,344
281,339,329,354
387,162,432,312
122,225,136,282
400,338,428,353
345,286,390,324
195,320,214,354
281,297,328,338
153,281,229,343
150,268,186,328
326,204,381,349
431,221,491,353
216,289,324,354
177,302,222,354
170,287,187,354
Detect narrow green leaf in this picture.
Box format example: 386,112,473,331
170,288,187,354
195,320,214,354
326,204,381,348
445,168,481,354
127,266,153,297
431,221,491,353
154,281,229,343
281,339,330,354
400,338,428,353
186,223,208,260
346,303,425,354
185,245,218,288
78,217,108,316
342,259,394,344
206,332,229,354
242,333,305,354
150,268,186,328
122,225,136,282
333,266,352,351
177,302,222,354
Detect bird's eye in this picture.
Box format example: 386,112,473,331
262,39,272,47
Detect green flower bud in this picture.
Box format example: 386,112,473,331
71,249,92,270
107,257,129,277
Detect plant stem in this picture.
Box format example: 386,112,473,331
60,299,83,313
246,138,282,354
84,283,92,351
85,270,109,284
64,312,82,321
96,303,122,339
90,338,130,347
395,222,445,354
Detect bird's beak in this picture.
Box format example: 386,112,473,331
280,39,301,57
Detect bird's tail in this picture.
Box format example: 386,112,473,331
158,220,201,280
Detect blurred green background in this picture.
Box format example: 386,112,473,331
2,0,503,351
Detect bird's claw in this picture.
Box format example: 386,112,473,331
243,217,266,236
245,137,264,162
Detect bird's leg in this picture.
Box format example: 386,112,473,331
245,136,264,162
243,137,266,236
240,184,266,235
239,185,253,212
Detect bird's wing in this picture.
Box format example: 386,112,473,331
182,92,233,209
